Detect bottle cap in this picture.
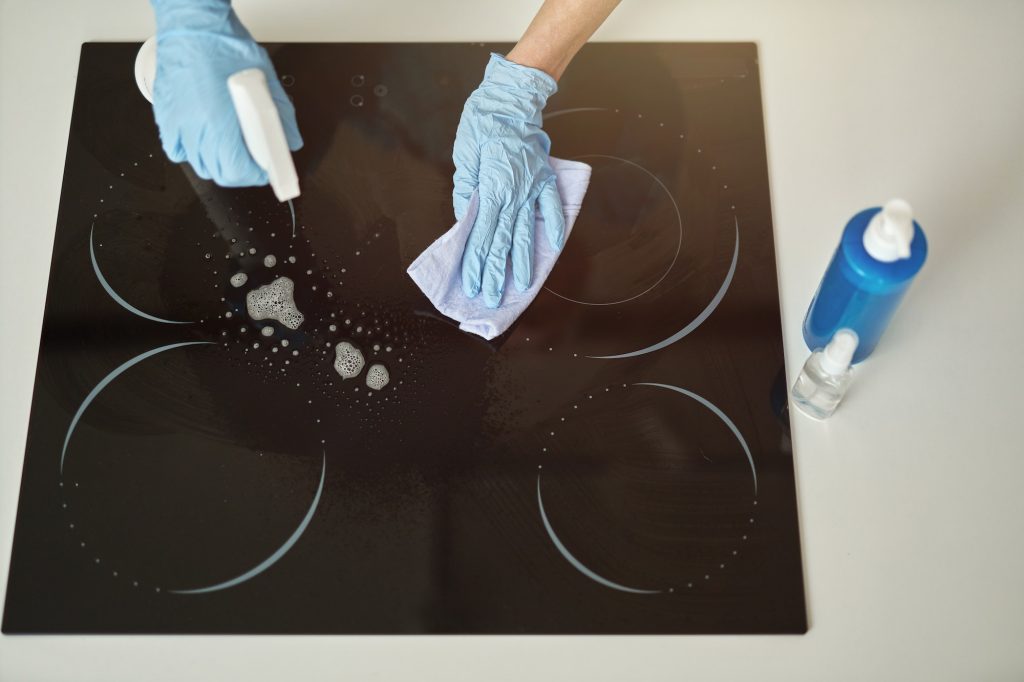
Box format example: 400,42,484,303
134,36,157,103
820,329,858,375
863,198,915,262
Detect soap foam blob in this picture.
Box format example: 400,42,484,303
246,277,305,330
365,364,390,391
230,272,248,288
333,342,365,380
263,254,277,268
260,326,274,337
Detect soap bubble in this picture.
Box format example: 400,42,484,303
333,342,365,380
366,364,389,391
246,277,304,330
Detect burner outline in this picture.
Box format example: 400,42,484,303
60,341,214,475
536,382,756,594
587,217,739,359
90,224,193,325
543,154,683,307
170,452,326,595
537,475,662,595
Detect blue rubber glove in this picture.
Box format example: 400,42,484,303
453,53,565,309
150,0,302,186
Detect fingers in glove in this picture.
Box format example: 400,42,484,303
461,189,503,298
480,201,518,308
510,201,535,292
538,178,565,251
205,123,269,187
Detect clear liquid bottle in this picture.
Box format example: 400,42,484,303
791,329,858,420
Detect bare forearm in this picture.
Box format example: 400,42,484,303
507,0,621,81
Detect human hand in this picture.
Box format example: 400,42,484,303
151,0,302,186
453,53,565,308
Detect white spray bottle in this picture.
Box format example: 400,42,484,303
134,36,299,202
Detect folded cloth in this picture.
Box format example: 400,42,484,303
407,157,592,340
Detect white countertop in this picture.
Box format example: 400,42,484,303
2,1,1023,680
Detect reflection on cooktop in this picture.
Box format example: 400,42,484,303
3,42,805,634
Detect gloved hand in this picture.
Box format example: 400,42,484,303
453,53,565,309
150,0,302,186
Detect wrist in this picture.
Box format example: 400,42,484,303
505,45,567,82
484,53,558,101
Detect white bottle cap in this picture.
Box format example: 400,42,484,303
820,329,859,375
863,198,915,262
227,68,301,202
134,36,158,103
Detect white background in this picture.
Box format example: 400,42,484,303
2,1,1023,680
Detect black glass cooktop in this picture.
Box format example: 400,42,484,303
3,42,805,634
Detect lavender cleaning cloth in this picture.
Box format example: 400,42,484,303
407,157,592,340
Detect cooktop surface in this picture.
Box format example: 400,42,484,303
3,42,805,634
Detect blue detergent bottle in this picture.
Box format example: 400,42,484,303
803,199,927,363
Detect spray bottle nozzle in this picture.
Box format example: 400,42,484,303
820,329,859,376
864,198,915,262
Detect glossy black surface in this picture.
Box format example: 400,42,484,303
3,42,805,634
